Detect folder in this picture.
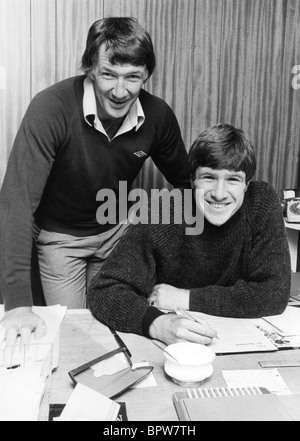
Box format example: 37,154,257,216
173,387,300,421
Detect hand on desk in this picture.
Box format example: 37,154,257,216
148,313,217,346
148,283,190,311
0,307,47,346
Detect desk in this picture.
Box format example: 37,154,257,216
51,310,300,421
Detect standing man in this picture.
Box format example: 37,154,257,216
0,17,189,345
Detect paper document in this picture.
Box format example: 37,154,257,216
184,311,277,354
0,305,67,369
0,365,49,421
57,383,120,421
222,369,292,396
260,306,300,337
86,353,156,389
0,305,66,421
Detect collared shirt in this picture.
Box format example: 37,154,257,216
83,77,145,140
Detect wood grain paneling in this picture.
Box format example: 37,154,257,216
56,0,104,81
0,0,31,186
31,0,56,96
0,0,300,190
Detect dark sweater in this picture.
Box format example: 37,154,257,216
88,182,291,337
0,75,189,310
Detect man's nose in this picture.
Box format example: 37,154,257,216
211,181,227,200
112,79,127,99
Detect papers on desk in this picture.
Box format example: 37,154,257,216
57,384,120,421
184,307,300,354
250,306,300,349
0,305,66,421
91,352,156,388
182,311,277,354
222,369,292,396
0,364,50,421
0,305,66,369
261,306,300,336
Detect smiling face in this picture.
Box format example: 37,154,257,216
193,167,248,226
89,44,148,123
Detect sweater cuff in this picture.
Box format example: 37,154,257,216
1,285,33,312
142,306,166,338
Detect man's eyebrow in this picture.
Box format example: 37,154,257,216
98,66,145,75
226,171,245,178
196,171,215,178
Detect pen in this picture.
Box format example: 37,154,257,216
179,310,220,340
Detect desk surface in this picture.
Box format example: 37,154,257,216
51,310,300,421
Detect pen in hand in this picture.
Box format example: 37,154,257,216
179,310,220,340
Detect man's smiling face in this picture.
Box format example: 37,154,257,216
193,167,248,226
89,44,148,123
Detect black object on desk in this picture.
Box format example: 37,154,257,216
68,335,153,399
49,402,128,421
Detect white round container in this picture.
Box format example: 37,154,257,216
164,342,216,387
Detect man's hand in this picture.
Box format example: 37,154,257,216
0,307,47,347
148,313,217,346
148,284,189,311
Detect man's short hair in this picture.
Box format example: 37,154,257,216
188,123,257,182
81,17,156,77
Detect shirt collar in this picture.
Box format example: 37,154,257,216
83,77,145,139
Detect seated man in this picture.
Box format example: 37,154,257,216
87,123,291,346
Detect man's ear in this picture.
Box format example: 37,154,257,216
88,70,95,81
143,70,150,84
190,178,195,189
245,181,250,191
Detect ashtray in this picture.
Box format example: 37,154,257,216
163,342,215,387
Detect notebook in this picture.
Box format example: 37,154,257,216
173,387,300,421
178,311,278,354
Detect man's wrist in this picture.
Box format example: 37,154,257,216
141,307,166,338
148,314,169,341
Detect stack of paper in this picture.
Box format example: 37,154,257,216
57,384,120,421
0,305,66,369
181,311,278,354
184,306,300,353
0,305,66,421
0,361,51,421
251,306,300,349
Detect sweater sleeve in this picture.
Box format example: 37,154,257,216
87,222,165,336
150,103,190,189
0,92,66,310
189,183,291,318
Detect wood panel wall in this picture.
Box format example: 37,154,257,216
1,0,300,190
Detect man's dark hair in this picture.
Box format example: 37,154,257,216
81,17,156,77
188,123,257,183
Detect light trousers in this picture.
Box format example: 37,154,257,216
34,222,128,308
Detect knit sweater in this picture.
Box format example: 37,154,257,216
88,181,291,337
0,75,189,310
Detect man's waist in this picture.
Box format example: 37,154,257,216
34,214,121,237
